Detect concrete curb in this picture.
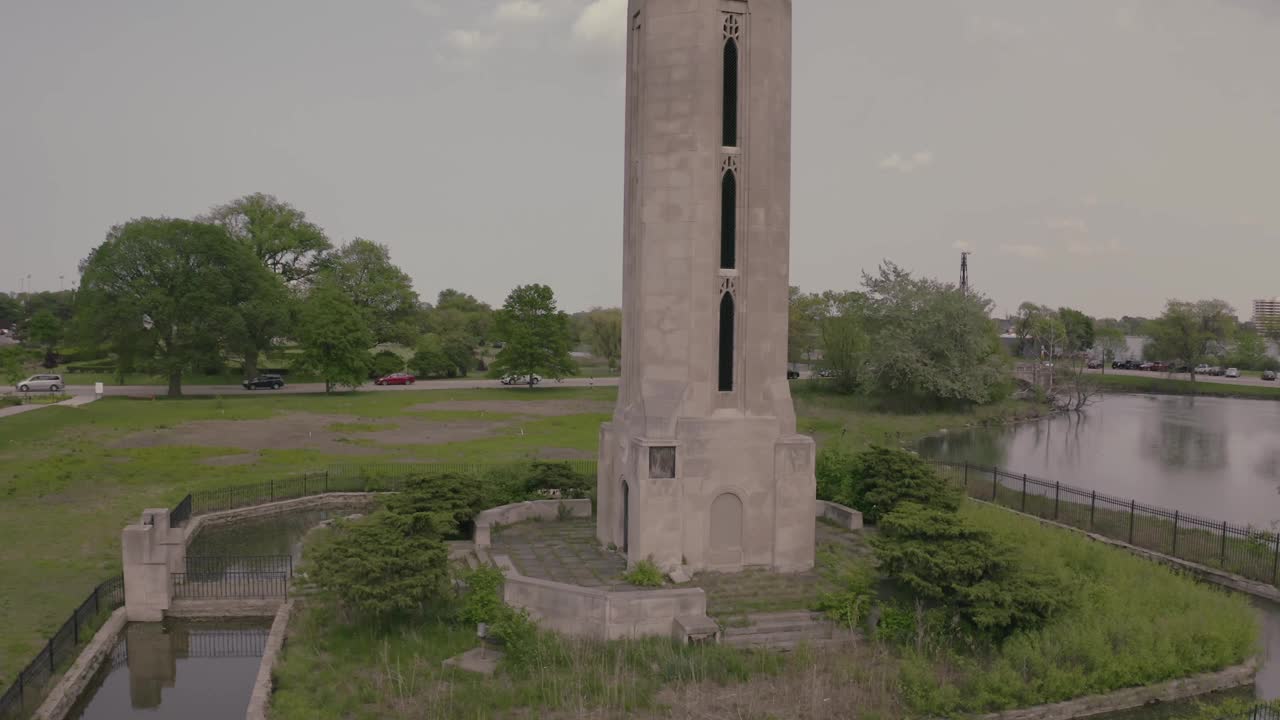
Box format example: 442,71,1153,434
30,608,127,720
972,656,1258,720
245,600,294,720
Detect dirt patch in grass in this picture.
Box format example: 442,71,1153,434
201,452,260,466
110,412,509,455
408,399,613,417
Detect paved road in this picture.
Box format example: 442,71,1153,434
52,376,622,398
1086,368,1280,389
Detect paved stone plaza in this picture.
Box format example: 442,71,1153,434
490,517,872,619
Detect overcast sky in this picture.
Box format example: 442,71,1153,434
2,0,1279,319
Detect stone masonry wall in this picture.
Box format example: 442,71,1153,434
245,600,293,720
31,608,127,720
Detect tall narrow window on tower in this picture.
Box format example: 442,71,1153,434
718,291,735,391
722,16,740,147
720,167,737,269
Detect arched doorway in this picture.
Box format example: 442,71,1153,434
708,492,743,566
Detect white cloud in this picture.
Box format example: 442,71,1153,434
965,16,1027,43
496,0,544,22
1066,239,1124,257
999,243,1047,259
878,150,934,174
573,0,626,49
1044,217,1089,233
449,29,500,52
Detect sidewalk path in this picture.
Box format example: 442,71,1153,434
0,394,98,419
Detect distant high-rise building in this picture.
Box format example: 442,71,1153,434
1254,298,1280,333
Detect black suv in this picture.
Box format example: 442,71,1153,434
242,374,285,390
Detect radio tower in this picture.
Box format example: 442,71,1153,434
960,251,971,295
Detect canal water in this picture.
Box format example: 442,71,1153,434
918,393,1280,703
66,619,269,720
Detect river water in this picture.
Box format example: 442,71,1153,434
918,393,1280,703
918,393,1280,529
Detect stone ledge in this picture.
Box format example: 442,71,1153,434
816,500,864,531
31,608,127,720
474,499,593,548
168,598,283,618
972,656,1258,720
245,600,293,720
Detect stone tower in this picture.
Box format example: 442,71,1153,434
597,0,815,574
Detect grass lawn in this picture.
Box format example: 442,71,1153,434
0,384,1042,689
1093,373,1280,399
267,500,1258,719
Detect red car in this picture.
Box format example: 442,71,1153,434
374,372,416,386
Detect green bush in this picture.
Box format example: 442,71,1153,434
369,349,404,378
872,502,1069,640
305,510,450,622
623,559,665,587
457,565,506,627
816,555,876,629
524,461,593,499
387,472,490,539
817,445,959,523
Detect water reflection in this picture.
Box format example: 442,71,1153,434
918,394,1280,528
68,620,268,720
188,509,338,564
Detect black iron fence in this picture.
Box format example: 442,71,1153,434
1219,705,1280,720
933,461,1280,587
172,555,292,600
0,577,123,720
170,493,192,528
187,460,599,516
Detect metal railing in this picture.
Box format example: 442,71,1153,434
933,461,1280,587
187,460,599,516
0,577,124,720
172,555,292,600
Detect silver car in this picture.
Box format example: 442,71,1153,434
16,374,64,392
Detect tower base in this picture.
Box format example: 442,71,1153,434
596,417,816,574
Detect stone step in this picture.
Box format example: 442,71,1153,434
728,636,848,653
723,611,827,636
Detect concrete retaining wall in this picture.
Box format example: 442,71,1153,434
494,554,706,640
245,600,293,720
474,499,593,548
816,500,864,531
31,608,127,720
184,493,381,544
974,657,1258,720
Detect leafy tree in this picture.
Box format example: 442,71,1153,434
0,347,26,385
439,332,475,376
77,218,269,396
1030,313,1068,392
491,284,576,385
523,461,593,499
1057,307,1095,355
1012,302,1045,357
816,291,871,393
306,510,450,622
788,287,824,365
295,281,373,392
202,194,329,378
873,503,1070,639
433,289,494,342
0,293,19,329
1147,299,1237,382
1094,326,1127,373
815,446,960,523
410,334,455,378
862,262,1006,406
26,309,61,355
370,349,405,378
1228,331,1268,371
385,472,491,537
583,307,622,371
323,239,419,346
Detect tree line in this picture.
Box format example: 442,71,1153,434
3,194,623,396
